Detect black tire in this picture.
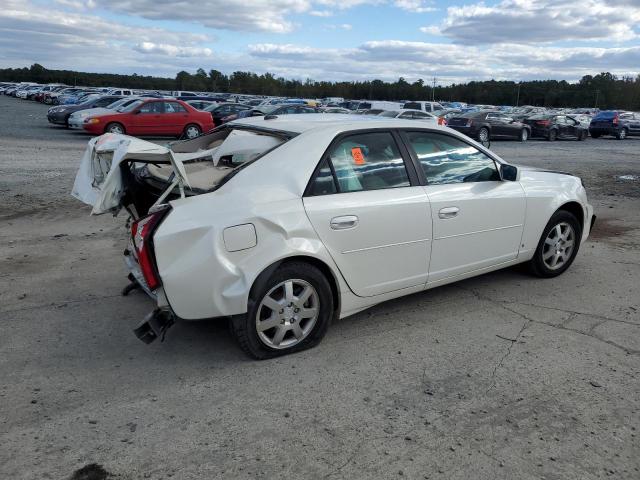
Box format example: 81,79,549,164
230,261,333,359
547,129,557,141
520,128,529,142
183,123,201,139
105,122,125,134
590,132,600,138
529,210,582,278
478,127,490,143
578,130,587,141
616,128,627,140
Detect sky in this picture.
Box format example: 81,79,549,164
1,0,639,84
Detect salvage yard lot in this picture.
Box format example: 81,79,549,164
1,95,639,479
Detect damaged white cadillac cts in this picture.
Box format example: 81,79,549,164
73,114,595,359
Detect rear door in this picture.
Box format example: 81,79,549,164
162,101,190,134
486,113,506,136
304,130,432,297
402,130,526,283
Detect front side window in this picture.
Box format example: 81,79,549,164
327,132,410,193
405,131,500,185
403,102,421,110
139,102,163,114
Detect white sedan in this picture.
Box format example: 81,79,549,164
73,114,595,358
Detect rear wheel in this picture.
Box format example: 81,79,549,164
520,128,529,142
478,127,490,143
616,128,627,140
578,130,587,141
547,129,557,141
105,122,125,134
230,262,333,359
183,124,201,139
529,210,582,278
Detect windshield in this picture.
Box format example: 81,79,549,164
118,100,144,112
106,98,130,109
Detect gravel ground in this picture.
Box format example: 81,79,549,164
1,96,639,480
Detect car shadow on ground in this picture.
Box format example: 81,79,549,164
123,265,533,364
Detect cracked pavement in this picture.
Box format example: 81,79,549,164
1,96,639,479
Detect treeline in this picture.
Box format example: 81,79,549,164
2,64,640,109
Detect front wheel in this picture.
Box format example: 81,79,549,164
230,262,333,359
529,210,582,278
547,129,557,141
183,124,201,139
578,130,588,141
105,122,125,134
520,128,529,142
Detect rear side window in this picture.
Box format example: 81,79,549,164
326,132,410,193
307,131,413,195
308,159,337,196
594,111,617,120
405,131,500,185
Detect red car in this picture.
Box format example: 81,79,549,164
82,98,214,138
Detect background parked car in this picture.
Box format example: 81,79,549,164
447,111,531,142
67,97,147,129
83,98,214,138
402,101,445,113
47,95,123,126
186,99,218,110
523,114,588,141
378,109,440,124
204,102,253,126
589,111,640,139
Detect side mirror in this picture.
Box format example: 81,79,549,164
500,164,518,181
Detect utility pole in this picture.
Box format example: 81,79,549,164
432,76,436,102
594,89,600,109
516,82,521,107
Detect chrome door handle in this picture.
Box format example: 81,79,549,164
438,207,459,219
330,215,359,230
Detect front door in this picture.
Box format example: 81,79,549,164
402,130,526,283
303,130,432,297
130,101,165,135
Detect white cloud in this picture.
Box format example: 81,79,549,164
134,42,213,57
431,0,640,44
394,0,437,13
309,9,333,16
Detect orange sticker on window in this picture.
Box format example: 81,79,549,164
351,147,365,165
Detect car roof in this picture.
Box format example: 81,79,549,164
231,113,450,134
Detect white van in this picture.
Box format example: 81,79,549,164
109,88,134,96
402,100,444,113
353,100,403,111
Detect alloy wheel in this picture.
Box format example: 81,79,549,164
478,128,489,143
185,126,200,138
542,222,575,270
255,279,320,349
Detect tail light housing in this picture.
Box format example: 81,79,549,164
612,113,619,125
438,117,446,126
131,207,170,291
466,119,473,127
536,120,550,126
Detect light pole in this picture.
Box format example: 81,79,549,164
516,82,521,107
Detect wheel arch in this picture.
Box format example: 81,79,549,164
250,255,341,320
557,201,584,231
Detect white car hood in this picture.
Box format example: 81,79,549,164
70,107,112,118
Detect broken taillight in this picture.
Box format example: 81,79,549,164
131,207,170,291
